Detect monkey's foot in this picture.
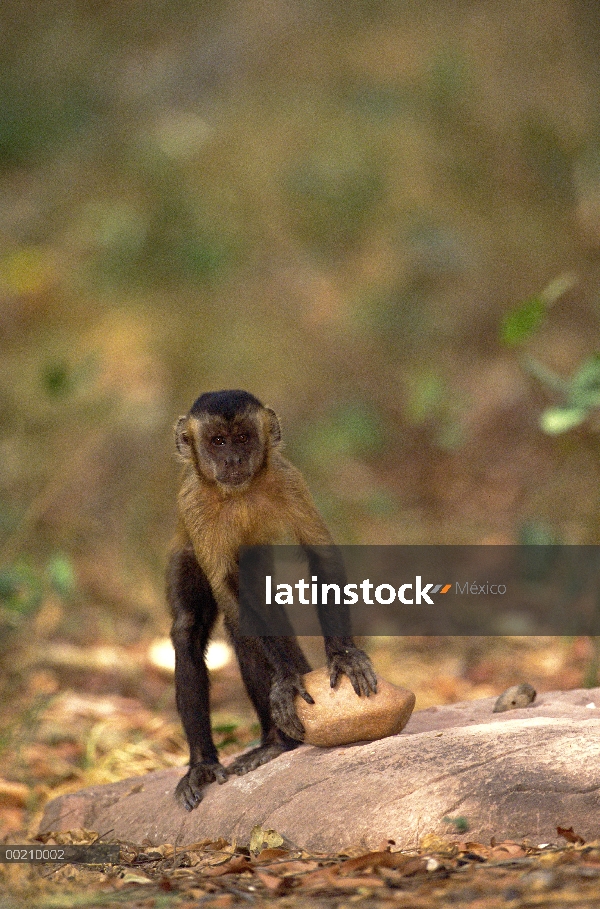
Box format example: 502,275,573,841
328,647,378,697
175,761,228,812
227,741,298,777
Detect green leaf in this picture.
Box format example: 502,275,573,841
569,353,600,408
501,273,576,346
46,554,76,597
501,295,546,345
522,356,570,394
539,406,587,435
213,723,238,735
0,563,43,615
42,360,72,397
405,373,445,425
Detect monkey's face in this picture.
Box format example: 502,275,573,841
202,416,265,487
176,411,268,489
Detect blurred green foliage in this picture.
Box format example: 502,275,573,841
539,354,600,434
518,521,558,547
501,274,576,346
0,68,102,170
501,296,547,347
443,815,470,834
0,553,75,659
502,275,600,435
300,403,385,463
46,553,76,598
286,142,385,256
0,563,42,617
426,51,472,123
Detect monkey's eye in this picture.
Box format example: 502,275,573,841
211,436,226,446
235,433,248,443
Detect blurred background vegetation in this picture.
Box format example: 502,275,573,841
3,0,600,835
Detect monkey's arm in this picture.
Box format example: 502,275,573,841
304,544,378,697
285,475,378,700
168,546,227,811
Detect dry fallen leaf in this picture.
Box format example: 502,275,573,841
0,779,30,807
557,826,585,845
249,825,293,855
296,866,341,890
253,847,290,862
262,859,320,875
202,856,253,877
489,841,528,859
254,868,293,894
340,850,426,875
35,828,99,846
420,834,457,856
116,872,153,886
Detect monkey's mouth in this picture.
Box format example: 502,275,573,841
218,471,251,487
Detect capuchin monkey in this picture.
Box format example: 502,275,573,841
167,389,377,811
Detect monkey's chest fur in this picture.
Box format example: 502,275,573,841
179,472,291,597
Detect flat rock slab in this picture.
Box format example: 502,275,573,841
40,688,600,852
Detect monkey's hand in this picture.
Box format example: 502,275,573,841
175,761,227,812
328,647,378,697
270,673,314,741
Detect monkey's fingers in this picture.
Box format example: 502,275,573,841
355,656,378,696
329,664,342,690
329,649,378,697
350,664,378,697
176,779,200,812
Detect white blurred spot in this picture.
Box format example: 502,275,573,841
148,637,176,673
206,639,234,671
147,637,233,674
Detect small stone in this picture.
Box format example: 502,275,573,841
493,683,536,713
295,667,415,747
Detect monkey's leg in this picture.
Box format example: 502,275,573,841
226,625,311,774
168,547,227,811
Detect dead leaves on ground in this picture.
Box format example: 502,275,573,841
6,824,600,907
14,826,599,899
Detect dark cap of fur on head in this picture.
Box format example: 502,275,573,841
190,390,264,420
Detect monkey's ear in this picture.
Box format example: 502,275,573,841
265,408,281,446
175,416,193,459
